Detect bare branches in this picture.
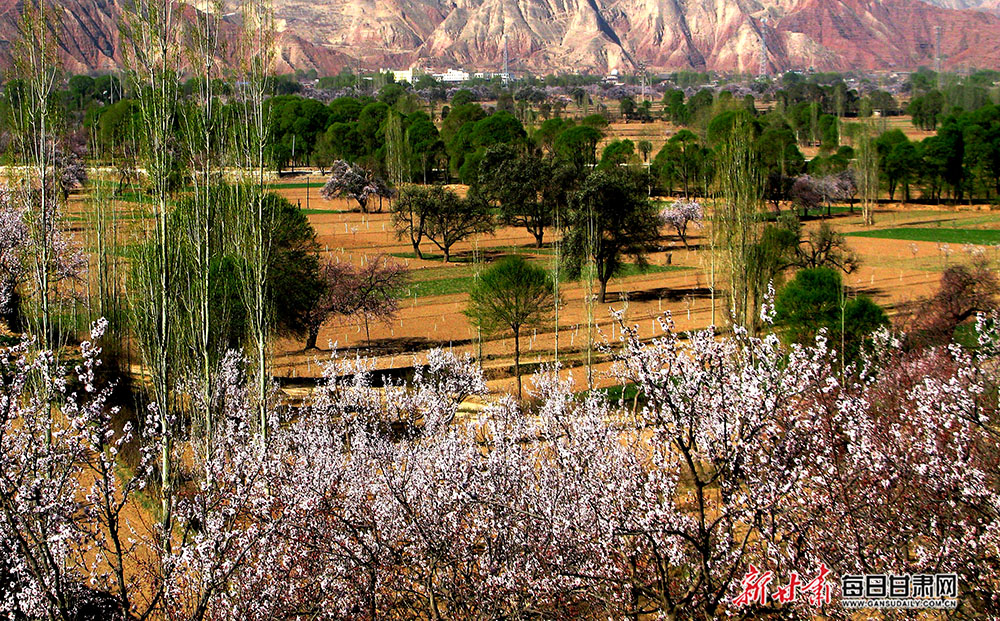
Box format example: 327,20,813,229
306,255,408,349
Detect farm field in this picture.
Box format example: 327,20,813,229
267,177,1000,397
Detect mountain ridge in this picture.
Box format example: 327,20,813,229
2,0,999,76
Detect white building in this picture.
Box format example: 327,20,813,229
387,68,414,84
433,69,471,83
473,71,511,82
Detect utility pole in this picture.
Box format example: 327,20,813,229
502,34,509,88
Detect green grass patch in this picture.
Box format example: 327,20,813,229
846,227,1000,246
274,181,326,189
300,207,348,215
577,383,646,408
490,244,559,256
390,252,476,263
404,262,690,299
596,383,643,403
68,209,153,223
953,322,987,350
405,275,474,298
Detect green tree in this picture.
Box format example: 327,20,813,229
963,104,1000,199
422,187,495,262
870,90,897,117
620,96,636,120
909,90,945,131
405,112,444,183
715,115,765,332
687,88,715,120
313,129,338,174
637,139,653,164
155,190,324,354
475,145,578,248
457,111,528,182
875,130,916,201
384,110,410,189
391,184,435,258
377,82,406,108
465,255,555,399
327,96,364,124
554,125,602,173
534,117,568,153
600,139,635,168
653,130,707,198
451,89,475,107
357,100,390,156
663,88,689,124
818,114,839,152
564,167,661,303
442,103,487,176
267,95,331,169
323,122,364,162
580,114,609,129
775,267,887,364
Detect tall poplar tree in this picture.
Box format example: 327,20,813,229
121,0,184,544
715,114,765,333
232,0,277,444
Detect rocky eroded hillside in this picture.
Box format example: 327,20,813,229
1,0,999,75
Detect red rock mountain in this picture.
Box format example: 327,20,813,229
1,0,999,75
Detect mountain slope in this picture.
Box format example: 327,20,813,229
276,0,1000,73
920,0,1000,12
2,0,999,75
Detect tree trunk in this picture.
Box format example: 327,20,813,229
599,277,608,304
306,325,319,350
514,328,521,400
534,230,544,248
443,246,451,263
411,238,423,259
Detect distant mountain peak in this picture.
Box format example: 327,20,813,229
2,0,999,75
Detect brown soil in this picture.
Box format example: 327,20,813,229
271,179,998,397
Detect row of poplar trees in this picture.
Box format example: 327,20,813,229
11,0,286,559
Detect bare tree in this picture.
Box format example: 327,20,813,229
794,222,859,274
7,1,76,354
907,260,999,348
305,255,408,349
